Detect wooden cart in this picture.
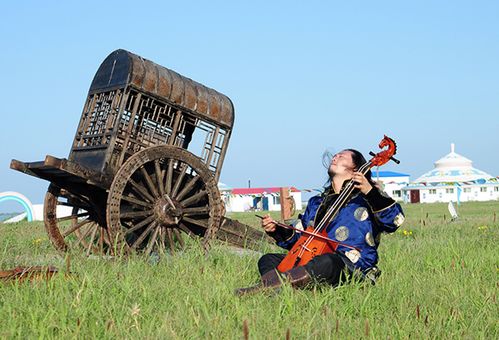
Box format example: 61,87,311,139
11,49,265,255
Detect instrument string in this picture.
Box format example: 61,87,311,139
296,161,372,255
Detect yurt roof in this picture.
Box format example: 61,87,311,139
414,143,493,184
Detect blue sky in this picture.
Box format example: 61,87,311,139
1,1,498,212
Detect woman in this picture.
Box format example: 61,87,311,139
236,149,405,296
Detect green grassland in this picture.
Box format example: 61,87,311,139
0,202,498,339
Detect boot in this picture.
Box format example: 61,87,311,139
282,266,312,289
235,266,312,296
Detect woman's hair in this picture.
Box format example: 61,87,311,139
344,148,373,181
322,148,376,190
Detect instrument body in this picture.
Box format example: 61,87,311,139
277,226,337,272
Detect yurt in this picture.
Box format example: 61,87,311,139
402,144,499,203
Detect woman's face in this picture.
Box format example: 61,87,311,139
329,150,356,178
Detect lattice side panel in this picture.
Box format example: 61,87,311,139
73,90,123,149
114,92,177,159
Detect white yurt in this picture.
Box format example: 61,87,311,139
402,144,499,203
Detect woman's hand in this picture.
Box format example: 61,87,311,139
261,214,277,233
352,172,373,195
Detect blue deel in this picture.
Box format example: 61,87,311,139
277,193,404,271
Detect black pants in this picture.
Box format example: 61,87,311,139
258,253,349,287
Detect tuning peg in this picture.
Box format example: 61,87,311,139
370,151,400,164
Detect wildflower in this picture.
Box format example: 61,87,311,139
32,238,44,246
477,225,488,231
130,303,141,317
402,229,413,237
130,303,141,330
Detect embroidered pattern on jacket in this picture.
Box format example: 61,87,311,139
335,226,349,241
354,207,369,221
345,249,361,263
394,213,405,227
365,232,376,246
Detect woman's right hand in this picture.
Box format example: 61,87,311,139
261,214,277,233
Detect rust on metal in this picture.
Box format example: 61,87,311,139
89,49,234,129
0,266,58,283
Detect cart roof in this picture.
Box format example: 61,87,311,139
89,49,234,129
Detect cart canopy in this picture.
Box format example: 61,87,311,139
89,49,234,129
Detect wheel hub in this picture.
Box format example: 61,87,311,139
154,196,183,227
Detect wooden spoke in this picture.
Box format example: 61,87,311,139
105,228,112,244
120,209,154,219
175,175,200,202
79,221,95,240
160,167,166,191
85,224,98,256
178,222,196,238
166,228,175,253
165,159,174,195
62,219,91,238
173,228,185,248
57,212,89,223
180,190,207,207
140,166,160,198
183,206,210,216
120,194,152,208
78,223,111,256
131,221,157,250
124,215,157,235
159,227,167,254
129,178,155,203
106,145,223,254
144,224,161,256
171,164,188,198
98,228,105,253
182,216,209,229
154,160,165,197
100,228,111,246
44,184,109,255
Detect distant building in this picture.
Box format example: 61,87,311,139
402,144,499,203
221,186,302,212
370,171,410,202
0,191,72,223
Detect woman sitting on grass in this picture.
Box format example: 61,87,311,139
236,149,405,295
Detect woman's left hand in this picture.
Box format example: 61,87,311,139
352,172,373,195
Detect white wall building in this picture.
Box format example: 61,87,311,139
402,144,499,203
221,186,302,212
370,171,410,201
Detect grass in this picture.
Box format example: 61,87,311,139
0,202,498,338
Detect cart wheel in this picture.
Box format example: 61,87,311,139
44,184,111,255
107,145,223,255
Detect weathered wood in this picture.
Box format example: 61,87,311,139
9,50,269,256
215,217,272,250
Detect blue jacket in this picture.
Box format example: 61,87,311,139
276,188,405,271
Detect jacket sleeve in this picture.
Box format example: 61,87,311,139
266,225,294,244
275,228,300,250
363,188,405,233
